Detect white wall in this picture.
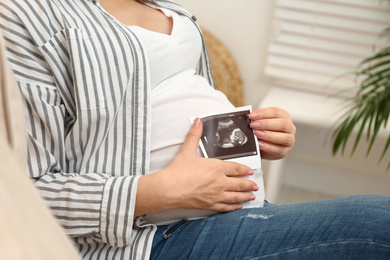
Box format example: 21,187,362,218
174,0,275,108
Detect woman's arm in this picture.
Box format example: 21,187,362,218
15,67,141,248
0,0,140,248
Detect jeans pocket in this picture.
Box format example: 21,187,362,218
163,219,188,239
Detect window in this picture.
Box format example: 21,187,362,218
265,0,390,96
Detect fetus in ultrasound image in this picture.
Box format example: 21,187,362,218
215,118,248,148
200,110,257,160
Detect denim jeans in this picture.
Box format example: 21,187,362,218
151,195,390,259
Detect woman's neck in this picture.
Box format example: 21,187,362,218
100,0,173,35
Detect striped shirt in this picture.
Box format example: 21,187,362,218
0,0,214,259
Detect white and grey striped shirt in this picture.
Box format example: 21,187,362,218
0,0,214,258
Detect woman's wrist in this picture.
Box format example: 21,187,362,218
134,171,175,217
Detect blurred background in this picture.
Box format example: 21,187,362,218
175,0,390,204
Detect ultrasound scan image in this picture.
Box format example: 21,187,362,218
200,110,257,160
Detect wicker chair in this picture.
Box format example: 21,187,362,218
202,28,244,107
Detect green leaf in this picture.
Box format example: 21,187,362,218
381,133,390,166
331,23,390,169
352,103,377,154
367,100,383,155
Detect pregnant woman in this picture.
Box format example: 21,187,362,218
1,0,389,259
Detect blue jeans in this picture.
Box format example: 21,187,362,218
151,195,390,259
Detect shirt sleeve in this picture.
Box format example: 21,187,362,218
1,0,140,248
13,51,140,249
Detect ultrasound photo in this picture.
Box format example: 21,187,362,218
199,109,258,160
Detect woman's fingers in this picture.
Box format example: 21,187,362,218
249,107,295,135
179,118,203,155
257,141,290,160
250,118,295,133
220,160,254,177
204,160,258,191
212,202,244,212
254,130,295,147
221,191,256,203
209,191,256,212
212,189,257,212
225,173,259,192
249,107,296,160
248,107,290,121
251,120,295,159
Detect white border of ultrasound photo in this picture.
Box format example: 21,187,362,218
189,105,261,169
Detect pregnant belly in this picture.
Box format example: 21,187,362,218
149,75,235,173
146,75,265,225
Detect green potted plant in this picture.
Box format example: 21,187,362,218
332,24,390,168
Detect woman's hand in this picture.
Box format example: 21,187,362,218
248,107,296,160
135,118,258,217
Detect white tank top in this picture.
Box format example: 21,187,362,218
130,6,264,225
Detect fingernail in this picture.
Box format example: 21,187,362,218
248,112,259,120
193,118,200,128
250,195,256,201
258,142,265,147
248,170,254,175
236,204,243,210
250,122,261,128
255,130,265,137
253,186,259,191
